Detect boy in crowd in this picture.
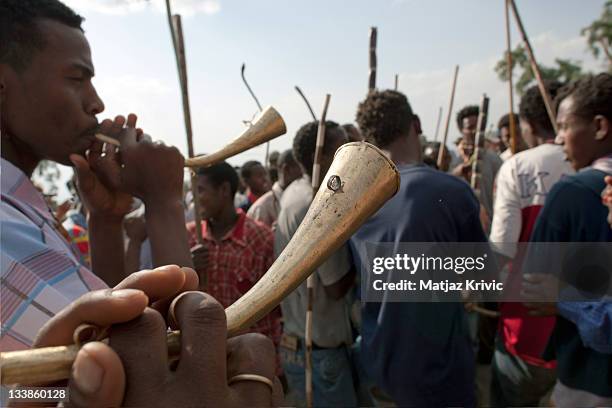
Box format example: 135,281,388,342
188,162,281,352
275,121,357,406
451,105,503,220
497,113,527,161
524,73,612,406
351,90,488,406
248,149,302,228
239,160,270,212
489,81,571,406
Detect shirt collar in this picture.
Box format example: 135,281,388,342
202,209,248,247
247,189,260,205
271,181,284,201
1,158,55,222
591,154,612,174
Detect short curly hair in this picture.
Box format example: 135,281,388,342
519,80,563,134
196,161,239,197
240,160,264,180
292,121,341,172
555,73,612,123
497,113,519,131
456,105,480,131
0,0,84,71
355,90,414,148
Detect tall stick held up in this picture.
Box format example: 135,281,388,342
508,0,558,133
295,86,318,121
505,0,518,153
164,1,204,247
437,65,459,169
306,94,331,408
369,27,377,91
434,106,443,142
241,63,269,165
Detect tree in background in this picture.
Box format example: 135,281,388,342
581,0,612,69
495,45,584,96
496,1,611,95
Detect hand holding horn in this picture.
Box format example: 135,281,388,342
95,106,287,169
1,141,399,386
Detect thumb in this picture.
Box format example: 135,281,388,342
66,342,125,408
70,154,96,194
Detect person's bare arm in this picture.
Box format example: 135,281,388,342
88,215,127,286
83,114,193,270
71,117,134,286
123,215,148,274
145,199,193,268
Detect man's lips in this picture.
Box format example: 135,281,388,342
79,124,100,149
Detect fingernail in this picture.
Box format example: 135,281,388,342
111,288,144,299
72,348,103,394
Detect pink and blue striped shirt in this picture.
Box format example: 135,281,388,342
1,158,106,351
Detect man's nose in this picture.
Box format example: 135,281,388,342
85,83,105,116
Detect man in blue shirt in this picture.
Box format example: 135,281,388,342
524,73,612,406
349,90,489,406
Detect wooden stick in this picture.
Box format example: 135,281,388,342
505,0,518,154
508,0,558,133
470,94,490,194
305,94,331,408
1,143,401,387
240,63,269,165
241,63,263,112
368,27,377,91
312,95,331,189
434,106,443,142
437,65,459,169
394,74,399,91
295,86,317,121
164,2,204,250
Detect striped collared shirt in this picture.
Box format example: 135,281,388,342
1,158,107,351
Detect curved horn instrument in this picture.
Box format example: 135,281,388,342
184,106,286,167
0,142,399,385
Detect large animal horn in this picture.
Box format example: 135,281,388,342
0,142,399,385
185,106,286,167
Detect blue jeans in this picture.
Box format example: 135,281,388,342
280,341,357,407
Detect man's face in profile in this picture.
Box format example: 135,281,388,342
2,19,105,166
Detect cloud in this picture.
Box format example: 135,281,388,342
63,0,221,17
395,31,603,149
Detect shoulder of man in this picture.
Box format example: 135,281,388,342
246,191,271,216
553,169,607,199
533,170,605,238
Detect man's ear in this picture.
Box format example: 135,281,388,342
594,114,609,141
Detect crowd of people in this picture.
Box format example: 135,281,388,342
1,1,612,407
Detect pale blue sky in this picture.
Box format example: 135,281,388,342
51,0,607,198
